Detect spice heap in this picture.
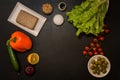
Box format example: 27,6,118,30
42,3,53,14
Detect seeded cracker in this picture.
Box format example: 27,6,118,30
16,10,38,30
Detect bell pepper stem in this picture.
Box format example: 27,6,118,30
11,37,17,42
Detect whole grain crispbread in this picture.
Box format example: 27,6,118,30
16,10,38,30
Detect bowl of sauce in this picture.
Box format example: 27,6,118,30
58,2,67,11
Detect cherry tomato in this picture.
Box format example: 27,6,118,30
88,51,93,56
99,36,105,41
104,28,110,34
92,47,97,51
98,47,103,52
95,43,101,48
94,51,98,55
90,42,95,47
100,52,104,55
84,46,89,51
82,50,87,55
93,38,98,43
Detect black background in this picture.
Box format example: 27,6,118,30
0,0,120,80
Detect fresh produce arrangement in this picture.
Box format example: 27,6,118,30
4,0,111,78
6,31,40,76
6,31,33,72
83,24,111,78
66,0,110,78
82,24,110,56
66,0,109,36
6,1,67,76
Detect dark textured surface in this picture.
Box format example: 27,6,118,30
0,0,120,80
